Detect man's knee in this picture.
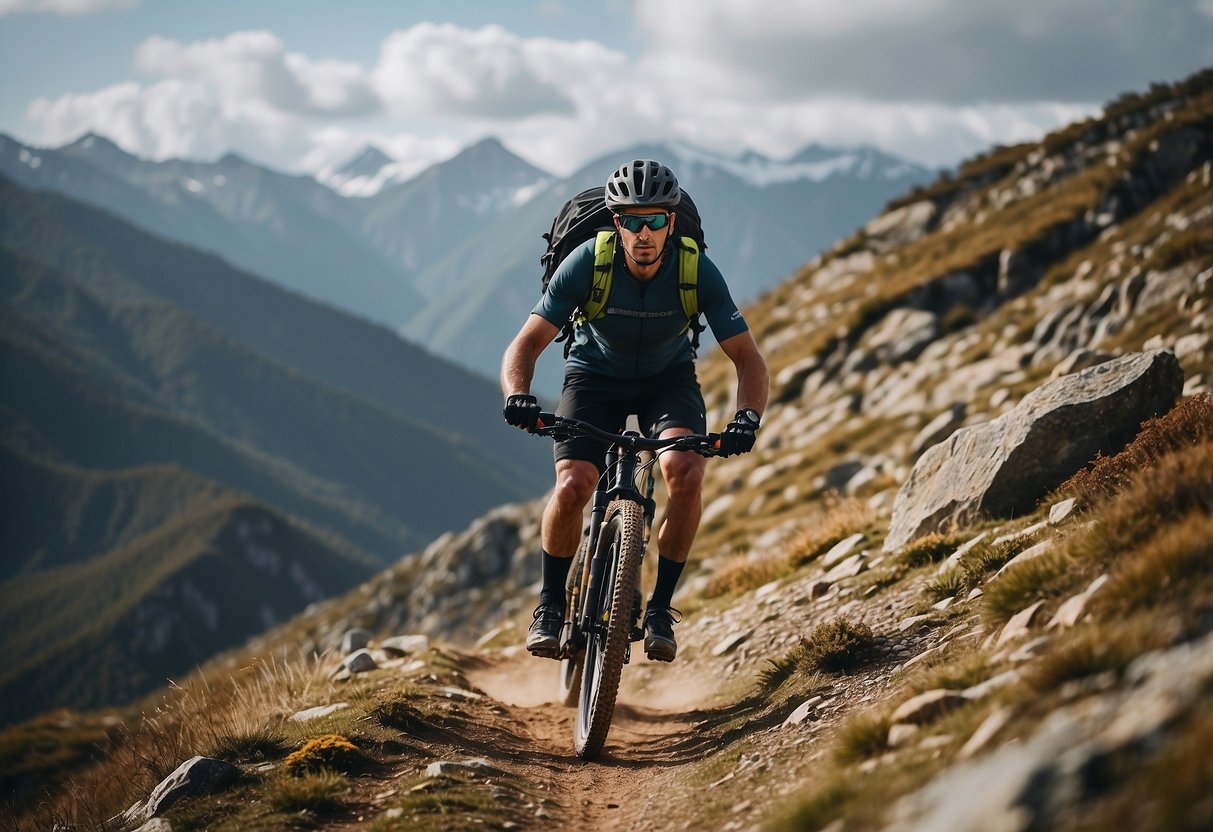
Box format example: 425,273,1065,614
662,453,705,498
553,460,598,508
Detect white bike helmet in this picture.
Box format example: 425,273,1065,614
604,159,681,210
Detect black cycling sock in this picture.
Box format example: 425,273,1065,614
539,550,572,612
648,555,686,611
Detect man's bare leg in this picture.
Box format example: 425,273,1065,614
528,458,598,658
644,427,706,661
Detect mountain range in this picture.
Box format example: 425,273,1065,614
0,132,934,394
0,169,553,724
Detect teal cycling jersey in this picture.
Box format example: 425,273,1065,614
534,238,749,379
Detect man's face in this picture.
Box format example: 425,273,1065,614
614,207,675,267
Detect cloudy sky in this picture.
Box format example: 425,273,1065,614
1,0,1210,178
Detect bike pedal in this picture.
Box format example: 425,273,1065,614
629,626,644,642
624,644,631,665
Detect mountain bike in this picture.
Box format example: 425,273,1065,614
532,412,721,759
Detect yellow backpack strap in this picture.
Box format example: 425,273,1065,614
676,236,703,341
579,230,616,323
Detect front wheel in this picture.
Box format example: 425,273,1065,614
574,499,644,759
558,654,583,707
558,530,591,707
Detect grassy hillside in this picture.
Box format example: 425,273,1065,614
0,447,231,580
2,70,1210,832
0,495,376,728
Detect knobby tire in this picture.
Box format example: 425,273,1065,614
574,499,644,759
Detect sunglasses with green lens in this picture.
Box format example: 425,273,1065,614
615,212,671,233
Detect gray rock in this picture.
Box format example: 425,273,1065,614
1048,498,1077,524
864,200,936,250
994,601,1046,650
1050,348,1116,379
888,723,921,748
956,707,1012,760
133,820,173,832
426,758,500,777
340,628,371,654
120,757,239,826
782,696,825,727
821,533,866,567
864,308,939,364
289,703,349,722
910,403,967,458
1047,574,1109,629
961,670,1022,701
822,552,868,583
344,649,377,674
891,689,968,725
821,458,865,492
891,630,1213,832
994,539,1053,578
712,631,750,656
885,350,1183,551
381,634,430,656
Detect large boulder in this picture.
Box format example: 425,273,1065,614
117,756,239,828
884,350,1182,552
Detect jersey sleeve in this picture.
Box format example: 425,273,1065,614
697,252,749,342
532,239,595,327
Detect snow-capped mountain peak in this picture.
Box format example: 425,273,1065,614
315,147,427,198
665,141,932,188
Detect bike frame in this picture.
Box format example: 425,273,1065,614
534,413,718,655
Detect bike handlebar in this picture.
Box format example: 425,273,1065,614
534,412,722,455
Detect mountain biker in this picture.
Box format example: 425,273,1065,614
501,159,769,663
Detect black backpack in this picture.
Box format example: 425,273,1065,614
539,185,708,356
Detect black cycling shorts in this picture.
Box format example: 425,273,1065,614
554,362,707,471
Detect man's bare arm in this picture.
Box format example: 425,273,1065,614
717,330,769,416
501,314,561,397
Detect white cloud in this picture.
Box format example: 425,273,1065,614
642,0,1213,104
370,23,608,119
134,32,378,117
19,8,1205,179
25,78,296,163
0,0,135,16
24,30,385,166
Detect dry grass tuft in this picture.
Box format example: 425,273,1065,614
1069,435,1213,593
203,726,290,764
802,620,877,673
283,734,371,776
703,494,876,599
833,710,891,764
757,620,874,691
702,551,787,599
982,549,1074,625
899,533,967,569
1057,393,1213,505
1027,616,1163,694
908,652,994,694
264,770,349,813
371,689,440,734
1099,509,1213,614
784,495,877,567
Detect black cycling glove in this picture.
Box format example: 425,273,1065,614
503,393,542,431
718,408,760,456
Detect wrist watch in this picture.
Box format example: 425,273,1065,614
736,408,762,429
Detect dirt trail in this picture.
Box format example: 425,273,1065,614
330,571,944,829
462,649,719,831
